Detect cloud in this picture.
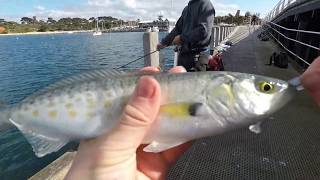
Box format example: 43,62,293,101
26,0,240,21
34,5,46,11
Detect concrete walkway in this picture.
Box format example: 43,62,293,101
168,28,320,180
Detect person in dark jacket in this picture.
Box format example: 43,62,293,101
251,15,257,25
157,0,215,71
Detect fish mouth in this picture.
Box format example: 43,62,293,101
266,85,296,116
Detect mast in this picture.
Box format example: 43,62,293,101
96,18,99,31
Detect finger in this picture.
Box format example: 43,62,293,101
140,67,160,74
161,142,193,166
309,56,320,70
137,145,168,180
169,66,187,73
301,57,320,106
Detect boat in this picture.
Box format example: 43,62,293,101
93,31,102,36
146,27,152,32
93,18,102,36
152,26,159,32
168,25,175,33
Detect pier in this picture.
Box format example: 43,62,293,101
29,0,320,179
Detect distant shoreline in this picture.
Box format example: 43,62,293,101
0,30,93,36
0,28,166,36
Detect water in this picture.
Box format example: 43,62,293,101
0,32,174,179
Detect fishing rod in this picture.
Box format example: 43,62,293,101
116,45,306,92
115,46,168,69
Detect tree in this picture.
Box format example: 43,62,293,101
245,11,251,17
47,17,56,24
7,15,124,33
38,24,48,32
33,16,37,24
21,17,33,24
158,15,163,22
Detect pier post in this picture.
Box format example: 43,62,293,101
143,32,160,67
210,27,217,54
226,27,229,37
219,26,224,43
174,51,178,67
215,26,221,47
224,26,228,39
226,26,229,38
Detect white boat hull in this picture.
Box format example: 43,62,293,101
93,31,102,36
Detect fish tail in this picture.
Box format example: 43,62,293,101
0,101,12,131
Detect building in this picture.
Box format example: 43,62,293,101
126,21,138,27
0,19,5,23
138,16,176,32
235,10,240,17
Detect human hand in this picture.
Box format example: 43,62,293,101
301,56,320,106
156,43,165,51
172,35,182,45
65,66,190,180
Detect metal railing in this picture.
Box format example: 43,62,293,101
264,0,317,22
265,0,297,21
266,23,320,51
264,21,320,66
268,21,320,35
209,25,236,53
265,25,311,66
263,0,320,67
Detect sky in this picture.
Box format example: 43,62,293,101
0,0,279,22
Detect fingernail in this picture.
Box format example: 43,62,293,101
137,77,155,98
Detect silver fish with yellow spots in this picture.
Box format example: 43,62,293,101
0,69,296,157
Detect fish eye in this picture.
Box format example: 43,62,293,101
259,82,274,93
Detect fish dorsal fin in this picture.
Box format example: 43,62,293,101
9,119,69,157
23,69,125,103
46,68,125,90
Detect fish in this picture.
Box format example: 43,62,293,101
0,69,296,157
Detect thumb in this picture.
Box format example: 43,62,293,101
113,76,161,149
97,76,161,165
66,76,161,179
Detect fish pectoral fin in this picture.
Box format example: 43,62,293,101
10,119,69,158
249,122,263,134
160,102,205,118
143,140,187,153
